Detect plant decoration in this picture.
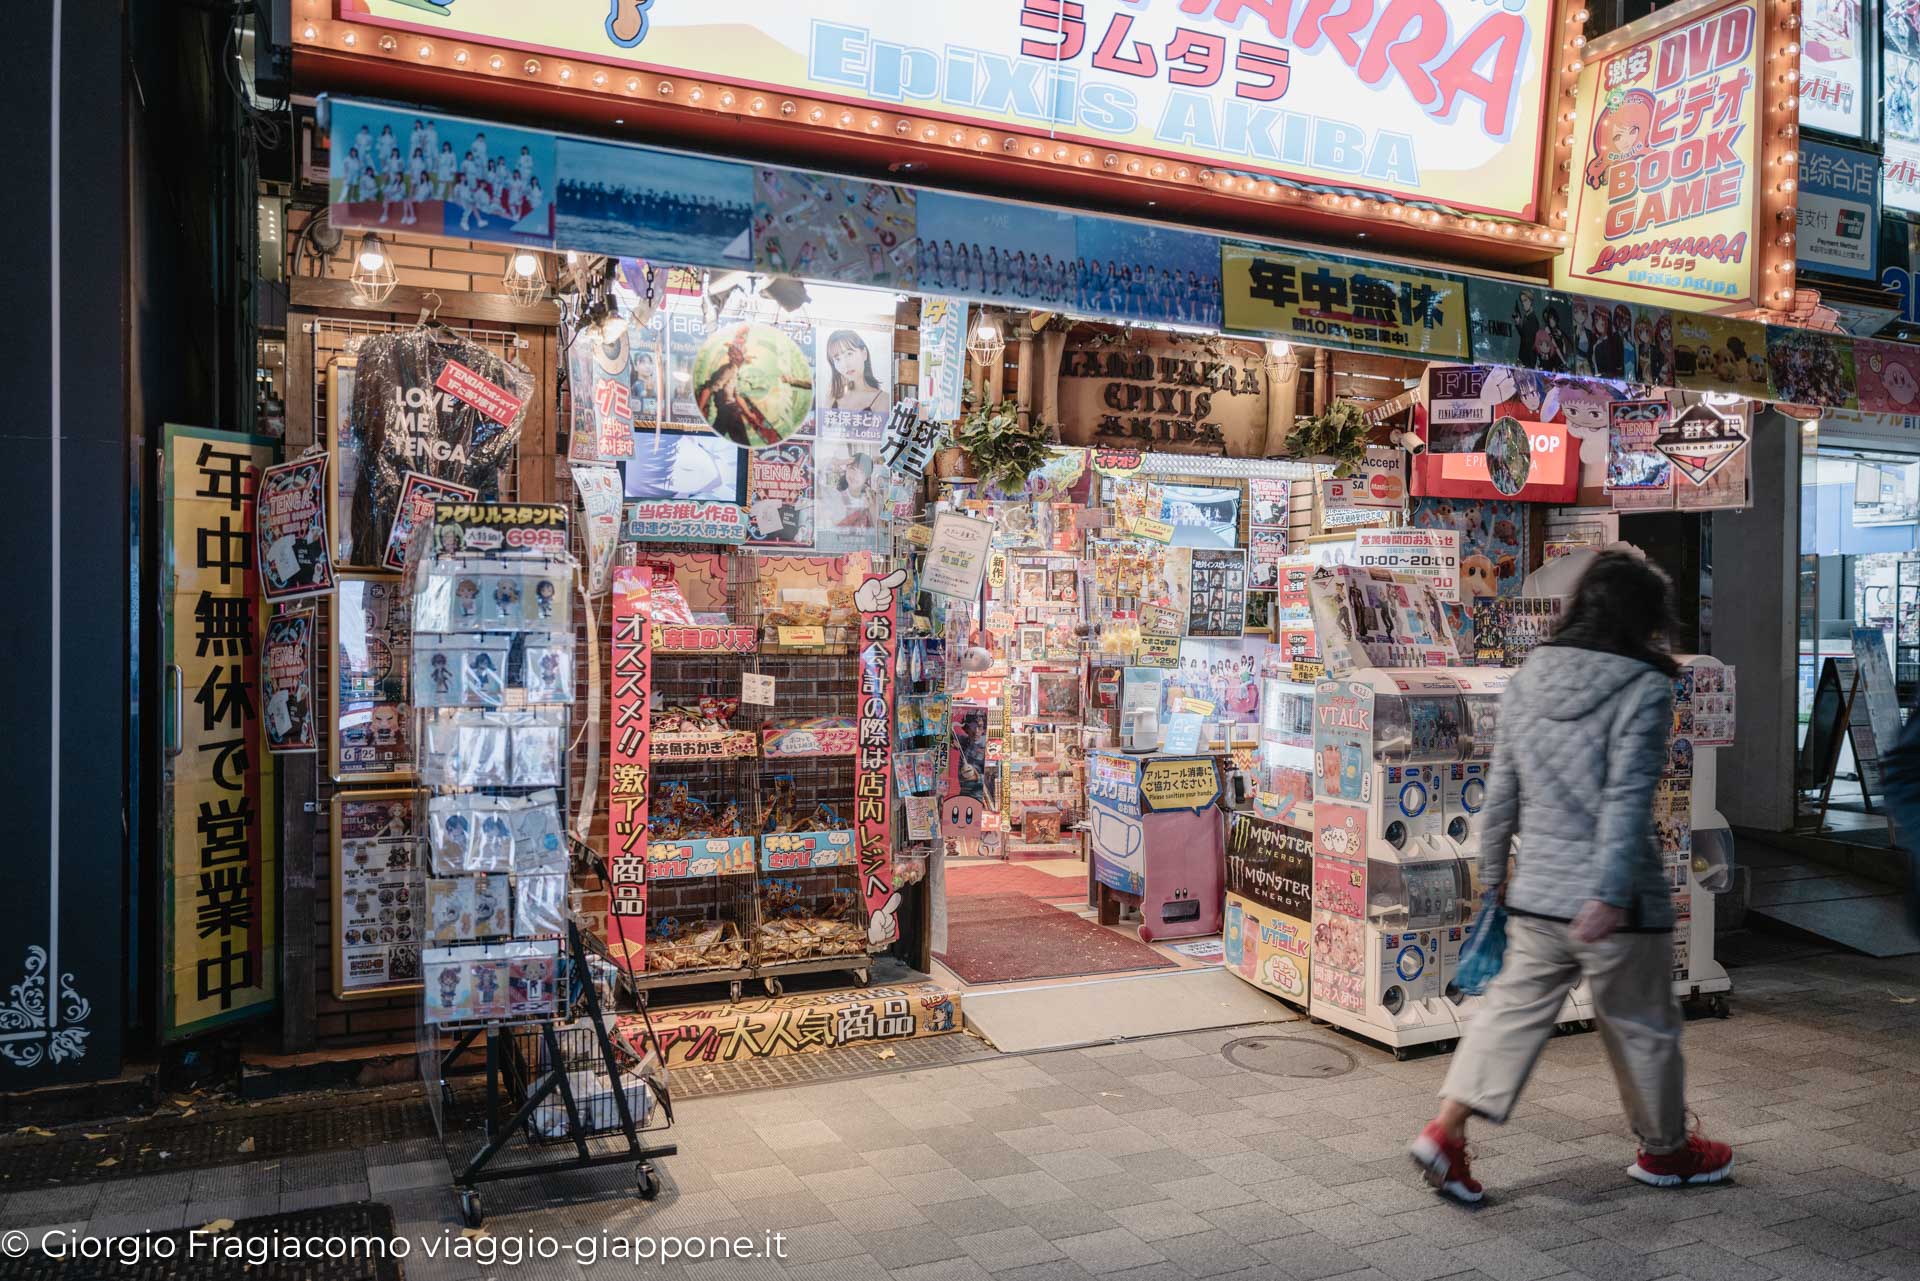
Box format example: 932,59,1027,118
953,398,1056,495
1288,399,1373,476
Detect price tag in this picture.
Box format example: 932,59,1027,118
777,625,825,646
1129,516,1175,543
742,672,776,706
1179,697,1217,716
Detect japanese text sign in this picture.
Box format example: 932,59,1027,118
855,570,903,946
607,566,654,974
1222,244,1469,359
1560,0,1762,310
346,1,1558,219
164,425,280,1040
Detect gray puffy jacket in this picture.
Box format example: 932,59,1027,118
1478,645,1675,930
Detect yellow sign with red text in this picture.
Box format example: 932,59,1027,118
1557,0,1762,312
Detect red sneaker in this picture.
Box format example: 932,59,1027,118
1630,1134,1734,1188
1409,1121,1484,1203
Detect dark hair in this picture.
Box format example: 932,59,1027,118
1547,551,1680,676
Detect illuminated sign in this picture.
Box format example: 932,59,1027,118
342,0,1558,219
1559,0,1763,311
1799,0,1864,140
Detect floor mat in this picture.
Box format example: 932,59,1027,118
0,1202,403,1280
946,862,1086,899
965,967,1297,1052
935,893,1174,984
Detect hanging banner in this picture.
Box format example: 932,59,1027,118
1558,0,1763,311
1855,340,1920,415
607,566,654,975
255,455,334,602
1888,4,1920,214
328,99,556,247
570,464,625,595
916,298,969,423
263,611,318,755
567,326,640,462
383,472,478,574
1798,140,1878,282
746,439,817,548
1222,244,1470,360
1608,399,1675,512
1800,0,1865,140
855,570,904,946
163,425,279,1041
1767,325,1857,407
345,1,1558,219
878,402,943,479
1673,313,1771,398
622,498,752,544
754,170,916,289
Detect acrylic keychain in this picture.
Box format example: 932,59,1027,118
511,721,563,787
462,645,507,707
508,791,568,873
524,644,574,704
458,717,512,787
427,795,476,875
452,575,484,629
414,570,454,634
470,799,516,872
427,876,477,943
419,710,464,787
486,575,524,628
513,872,569,938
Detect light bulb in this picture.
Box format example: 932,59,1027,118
513,253,539,278
358,250,384,270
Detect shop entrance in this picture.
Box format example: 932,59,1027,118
1795,446,1920,828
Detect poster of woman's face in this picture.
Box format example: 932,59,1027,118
816,324,894,442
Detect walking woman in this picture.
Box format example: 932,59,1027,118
1409,552,1731,1202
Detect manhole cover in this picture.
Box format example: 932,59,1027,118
1222,1035,1357,1078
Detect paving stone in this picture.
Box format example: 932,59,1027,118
1106,1198,1217,1242
1054,1227,1165,1273
857,1225,968,1270
1153,1227,1260,1277
1008,1197,1117,1242
954,1225,1066,1273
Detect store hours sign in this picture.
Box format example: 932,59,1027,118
346,0,1558,218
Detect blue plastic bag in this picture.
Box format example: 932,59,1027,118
1449,890,1508,998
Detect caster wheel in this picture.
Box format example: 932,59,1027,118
1709,995,1730,1019
1394,1048,1411,1062
728,981,742,1003
764,977,784,997
458,1189,484,1228
636,1163,660,1201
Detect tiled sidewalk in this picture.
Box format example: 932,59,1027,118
3,948,1918,1281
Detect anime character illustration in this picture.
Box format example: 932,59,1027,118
1583,88,1656,189
534,579,557,619
429,652,453,697
455,578,480,621
490,578,521,621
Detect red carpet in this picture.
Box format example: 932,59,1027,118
946,862,1085,900
935,893,1175,984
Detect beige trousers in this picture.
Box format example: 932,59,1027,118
1440,913,1689,1154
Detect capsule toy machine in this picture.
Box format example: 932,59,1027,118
1666,654,1734,1013
1311,669,1477,1051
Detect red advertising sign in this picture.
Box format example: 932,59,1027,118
607,566,653,974
854,570,905,946
1412,420,1579,503
434,358,528,427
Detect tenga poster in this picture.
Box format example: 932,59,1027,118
344,330,531,566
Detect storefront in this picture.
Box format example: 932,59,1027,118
110,0,1903,1099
